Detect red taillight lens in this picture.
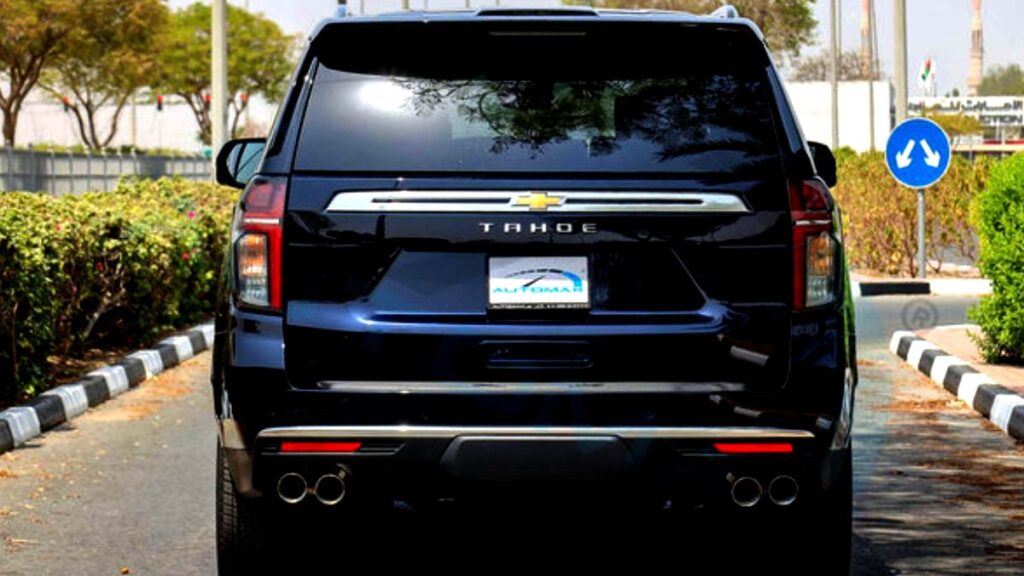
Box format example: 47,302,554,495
234,176,286,310
790,179,836,310
713,442,794,454
279,441,362,453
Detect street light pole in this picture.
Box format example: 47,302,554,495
211,0,229,173
829,0,840,150
894,0,908,124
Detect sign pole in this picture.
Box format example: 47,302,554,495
884,118,950,280
917,188,926,279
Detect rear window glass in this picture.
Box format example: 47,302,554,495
295,21,783,175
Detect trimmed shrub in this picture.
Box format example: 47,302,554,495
832,151,988,276
0,178,236,402
970,153,1024,363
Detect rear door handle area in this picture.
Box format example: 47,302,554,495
481,340,593,370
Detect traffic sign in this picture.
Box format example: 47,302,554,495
885,118,951,189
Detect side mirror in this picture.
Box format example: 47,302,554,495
215,138,266,188
807,141,837,188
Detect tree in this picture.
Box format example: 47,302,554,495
154,3,296,145
789,49,873,82
573,0,817,58
44,0,169,150
979,64,1024,96
925,113,983,137
0,0,76,146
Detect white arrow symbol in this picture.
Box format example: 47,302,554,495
920,139,941,168
896,139,916,169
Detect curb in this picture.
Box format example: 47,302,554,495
853,279,991,298
0,323,214,456
889,330,1024,443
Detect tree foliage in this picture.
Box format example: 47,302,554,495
924,113,984,138
979,64,1024,97
574,0,817,58
154,2,296,144
44,0,169,150
0,0,77,145
789,49,874,82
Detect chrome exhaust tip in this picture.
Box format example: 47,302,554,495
277,473,308,504
730,476,763,508
768,475,799,506
314,473,347,506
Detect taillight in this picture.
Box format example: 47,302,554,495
233,176,286,310
790,179,836,310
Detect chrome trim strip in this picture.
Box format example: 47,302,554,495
794,219,831,227
318,381,747,394
258,425,815,441
243,217,281,225
325,191,751,214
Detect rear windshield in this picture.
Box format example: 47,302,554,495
295,21,783,175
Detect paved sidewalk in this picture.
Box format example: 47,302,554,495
918,325,1024,397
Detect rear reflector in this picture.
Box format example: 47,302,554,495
713,442,794,454
280,441,363,453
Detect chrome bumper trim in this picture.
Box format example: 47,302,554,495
257,425,816,441
317,381,748,395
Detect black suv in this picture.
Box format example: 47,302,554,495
213,7,856,574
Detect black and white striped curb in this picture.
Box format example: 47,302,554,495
0,323,213,455
890,330,1024,443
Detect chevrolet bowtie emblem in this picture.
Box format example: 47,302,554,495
512,192,565,211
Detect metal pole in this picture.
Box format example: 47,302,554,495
6,145,13,191
211,0,229,174
130,91,137,150
894,0,908,124
49,148,55,196
829,0,840,149
917,189,926,278
866,0,876,151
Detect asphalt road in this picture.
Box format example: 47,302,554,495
1,296,1022,574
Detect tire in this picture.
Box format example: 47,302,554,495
802,447,853,575
216,442,274,576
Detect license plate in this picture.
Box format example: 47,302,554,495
488,256,590,310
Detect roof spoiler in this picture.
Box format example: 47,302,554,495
475,7,600,17
709,5,740,19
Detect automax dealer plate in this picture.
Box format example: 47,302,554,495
488,256,590,310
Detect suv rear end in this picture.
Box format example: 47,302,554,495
213,8,855,574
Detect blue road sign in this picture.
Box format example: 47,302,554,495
885,118,951,189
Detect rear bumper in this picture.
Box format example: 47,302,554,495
242,424,827,510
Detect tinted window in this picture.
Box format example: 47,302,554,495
296,22,783,175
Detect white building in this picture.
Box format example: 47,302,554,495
784,81,892,152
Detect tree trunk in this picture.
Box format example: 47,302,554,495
2,107,17,146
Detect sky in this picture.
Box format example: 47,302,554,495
169,0,1024,96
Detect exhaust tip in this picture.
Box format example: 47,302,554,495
314,473,347,506
730,476,763,508
277,473,308,504
768,475,799,506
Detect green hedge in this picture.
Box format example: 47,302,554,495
0,179,236,402
832,150,989,276
970,153,1024,363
